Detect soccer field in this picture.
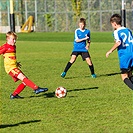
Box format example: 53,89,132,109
0,32,132,133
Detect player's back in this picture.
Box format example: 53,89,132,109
116,27,133,55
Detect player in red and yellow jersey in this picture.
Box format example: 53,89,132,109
0,31,48,99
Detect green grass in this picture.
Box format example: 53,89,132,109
0,32,132,133
0,32,113,42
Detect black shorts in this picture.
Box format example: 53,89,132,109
120,67,133,74
71,51,90,61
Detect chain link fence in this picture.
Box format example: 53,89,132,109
0,0,133,32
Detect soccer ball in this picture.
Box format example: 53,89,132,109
55,86,67,98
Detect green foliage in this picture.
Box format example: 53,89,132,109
44,14,53,28
71,0,82,21
0,32,132,133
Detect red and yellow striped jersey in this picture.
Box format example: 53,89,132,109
0,43,17,74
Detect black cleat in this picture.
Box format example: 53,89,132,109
34,87,48,94
10,94,24,99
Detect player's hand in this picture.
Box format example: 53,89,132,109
85,35,89,40
85,46,89,50
17,62,22,68
106,50,112,58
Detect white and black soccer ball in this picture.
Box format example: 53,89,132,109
55,86,67,98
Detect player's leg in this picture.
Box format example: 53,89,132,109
120,58,133,90
122,73,133,90
9,68,48,99
17,72,48,94
128,71,133,83
129,67,133,83
61,54,77,78
10,82,26,99
86,58,96,78
83,52,96,78
9,69,26,99
17,73,38,89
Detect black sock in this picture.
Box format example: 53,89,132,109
124,78,133,90
129,76,133,83
64,62,72,73
89,64,95,75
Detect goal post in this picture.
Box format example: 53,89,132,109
121,0,126,27
10,0,15,32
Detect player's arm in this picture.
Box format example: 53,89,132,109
75,35,89,42
0,45,6,55
85,40,91,50
75,30,89,42
106,41,121,58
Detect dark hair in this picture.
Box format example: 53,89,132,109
110,14,122,25
79,18,86,25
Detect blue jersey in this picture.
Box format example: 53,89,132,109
113,27,133,69
73,28,90,52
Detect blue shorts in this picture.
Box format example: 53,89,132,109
119,53,133,74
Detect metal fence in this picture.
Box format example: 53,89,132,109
0,0,133,32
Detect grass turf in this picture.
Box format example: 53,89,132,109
0,32,132,133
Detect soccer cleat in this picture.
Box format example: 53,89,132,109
34,87,48,94
10,94,24,99
61,72,66,78
91,74,97,78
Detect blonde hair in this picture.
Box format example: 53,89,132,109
6,31,18,40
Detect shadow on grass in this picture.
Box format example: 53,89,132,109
0,120,41,129
28,87,98,98
64,72,120,79
43,86,98,98
65,76,79,79
68,86,98,92
98,72,120,77
28,92,55,98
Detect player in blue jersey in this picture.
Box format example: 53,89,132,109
106,14,133,90
61,18,96,78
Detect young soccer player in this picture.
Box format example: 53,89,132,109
0,31,48,99
61,18,96,78
106,14,133,90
